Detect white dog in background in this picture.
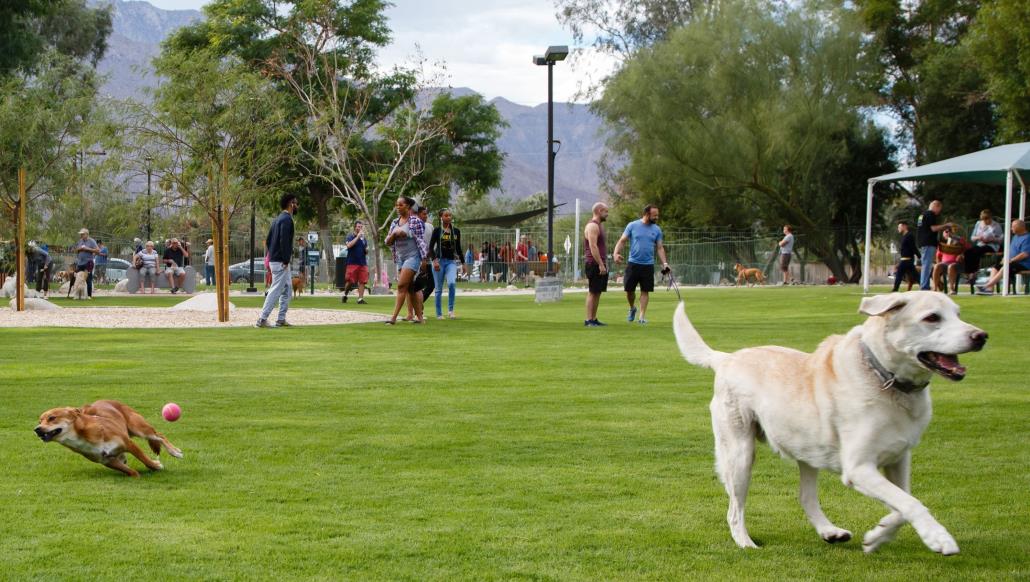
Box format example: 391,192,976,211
673,291,987,555
69,271,89,300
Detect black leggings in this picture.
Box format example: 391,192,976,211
893,260,917,292
35,265,51,294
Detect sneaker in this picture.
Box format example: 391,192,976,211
592,319,607,326
341,295,348,303
627,306,637,322
638,318,648,325
275,320,292,328
356,298,367,305
584,320,595,327
254,319,272,328
975,286,994,295
171,287,178,294
384,320,396,325
437,315,444,320
448,312,456,319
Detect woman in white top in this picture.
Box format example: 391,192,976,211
134,241,160,294
964,209,1004,277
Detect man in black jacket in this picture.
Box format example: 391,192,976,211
892,220,918,292
257,193,299,328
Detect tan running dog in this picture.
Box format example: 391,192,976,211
734,263,766,287
35,400,183,477
673,291,986,555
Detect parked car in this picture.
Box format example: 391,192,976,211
102,258,132,283
228,259,267,283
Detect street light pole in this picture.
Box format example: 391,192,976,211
247,199,257,293
144,155,153,241
534,46,568,277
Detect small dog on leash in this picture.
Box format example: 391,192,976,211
69,270,89,300
291,268,307,296
734,263,766,287
35,399,183,478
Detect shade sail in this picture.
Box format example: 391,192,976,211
463,203,566,228
870,142,1030,185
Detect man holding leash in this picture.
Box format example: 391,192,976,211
256,193,298,328
613,204,669,325
72,228,99,298
583,202,609,327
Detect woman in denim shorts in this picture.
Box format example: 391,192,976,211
385,196,428,324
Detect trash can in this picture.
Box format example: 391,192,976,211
334,256,347,290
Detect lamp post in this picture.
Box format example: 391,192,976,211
533,45,568,276
143,155,153,241
247,199,257,293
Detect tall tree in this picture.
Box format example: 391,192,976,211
0,0,111,77
967,0,1030,143
856,0,996,217
596,0,896,280
132,50,295,321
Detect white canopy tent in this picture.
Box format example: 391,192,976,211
864,142,1030,295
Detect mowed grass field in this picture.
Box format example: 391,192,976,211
1,287,1027,580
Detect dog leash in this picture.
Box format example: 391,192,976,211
662,268,682,302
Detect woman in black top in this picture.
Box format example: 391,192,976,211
428,209,463,319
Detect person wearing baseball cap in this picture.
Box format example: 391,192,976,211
73,228,99,298
204,239,216,286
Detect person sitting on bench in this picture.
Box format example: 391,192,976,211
976,219,1030,295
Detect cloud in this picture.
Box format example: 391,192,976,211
377,0,617,105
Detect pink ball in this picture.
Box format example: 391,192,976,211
162,403,181,422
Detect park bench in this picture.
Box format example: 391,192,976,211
125,266,197,294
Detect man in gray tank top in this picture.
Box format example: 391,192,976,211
583,202,609,326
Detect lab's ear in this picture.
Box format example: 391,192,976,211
858,293,908,317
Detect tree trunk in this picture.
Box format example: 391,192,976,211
15,167,27,311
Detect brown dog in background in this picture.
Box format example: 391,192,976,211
291,267,307,296
734,263,766,287
35,400,182,477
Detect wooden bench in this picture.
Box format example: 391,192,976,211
126,266,197,294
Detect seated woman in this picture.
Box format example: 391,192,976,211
932,226,966,295
134,241,160,294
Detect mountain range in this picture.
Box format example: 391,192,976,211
93,0,607,206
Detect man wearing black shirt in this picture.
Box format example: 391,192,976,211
916,200,951,290
893,221,918,292
162,238,189,294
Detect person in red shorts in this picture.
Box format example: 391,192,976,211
342,220,369,304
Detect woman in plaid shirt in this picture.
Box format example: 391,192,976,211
384,196,428,324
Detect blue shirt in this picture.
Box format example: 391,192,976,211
1011,233,1030,270
622,220,664,265
345,234,367,266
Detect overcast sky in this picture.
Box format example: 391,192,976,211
143,0,615,105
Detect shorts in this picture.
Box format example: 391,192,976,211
139,266,157,281
166,266,186,277
398,256,421,273
779,253,792,269
345,264,369,285
586,262,608,293
624,262,654,293
993,260,1030,278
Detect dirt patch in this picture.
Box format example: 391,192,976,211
0,307,384,329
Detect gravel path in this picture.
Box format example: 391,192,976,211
0,307,385,329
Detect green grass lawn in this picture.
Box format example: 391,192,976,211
1,287,1027,580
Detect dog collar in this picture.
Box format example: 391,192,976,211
860,342,928,394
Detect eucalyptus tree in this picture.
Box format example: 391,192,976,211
596,0,895,281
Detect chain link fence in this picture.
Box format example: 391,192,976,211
7,225,900,289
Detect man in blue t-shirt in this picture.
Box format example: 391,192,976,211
976,219,1030,295
342,220,368,304
612,204,669,325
